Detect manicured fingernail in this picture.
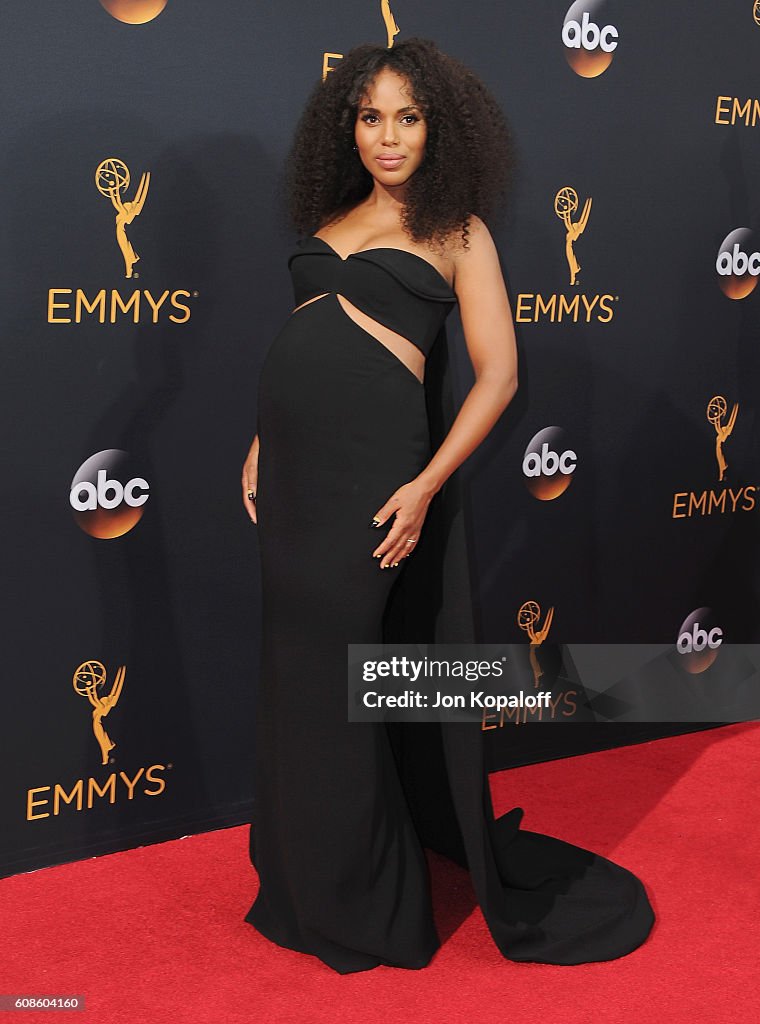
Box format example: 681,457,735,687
371,519,380,527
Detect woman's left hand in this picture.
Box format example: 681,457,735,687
370,477,435,569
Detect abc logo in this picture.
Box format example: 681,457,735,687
98,1,168,25
562,0,619,78
715,228,759,300
676,607,722,674
70,449,149,539
522,427,577,500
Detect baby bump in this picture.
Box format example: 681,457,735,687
257,294,431,496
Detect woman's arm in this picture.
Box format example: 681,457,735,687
242,434,260,524
370,216,518,567
419,214,518,495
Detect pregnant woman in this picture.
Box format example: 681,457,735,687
241,37,655,974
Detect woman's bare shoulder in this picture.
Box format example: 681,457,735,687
441,216,499,280
445,214,493,257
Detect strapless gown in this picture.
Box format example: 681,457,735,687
244,235,655,973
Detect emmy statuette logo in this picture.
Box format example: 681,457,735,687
47,158,197,326
671,395,754,519
98,0,168,24
95,158,150,279
26,658,171,821
707,395,738,482
482,601,578,729
73,661,126,765
555,187,592,287
324,0,401,78
713,13,760,126
515,185,616,324
381,0,400,48
518,600,554,689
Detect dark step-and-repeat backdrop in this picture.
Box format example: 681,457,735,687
2,2,758,877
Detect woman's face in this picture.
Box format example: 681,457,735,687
354,68,427,186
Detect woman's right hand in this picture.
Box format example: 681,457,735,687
242,434,260,524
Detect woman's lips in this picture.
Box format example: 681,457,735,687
376,156,405,167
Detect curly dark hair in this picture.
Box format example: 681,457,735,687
278,37,514,253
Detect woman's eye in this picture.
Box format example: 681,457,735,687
360,114,420,124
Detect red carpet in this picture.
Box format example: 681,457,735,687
1,723,758,1024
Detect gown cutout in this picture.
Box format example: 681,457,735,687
245,236,655,973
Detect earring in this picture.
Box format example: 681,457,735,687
353,144,358,150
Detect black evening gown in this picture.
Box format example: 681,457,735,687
245,235,655,973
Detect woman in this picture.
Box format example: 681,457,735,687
241,38,655,974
